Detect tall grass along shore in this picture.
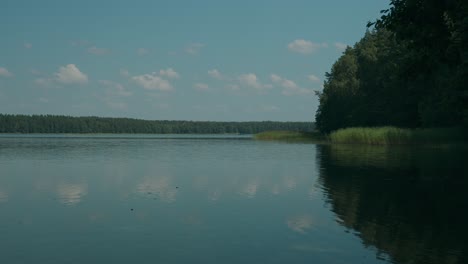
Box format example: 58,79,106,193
254,131,326,142
255,127,466,145
329,126,467,145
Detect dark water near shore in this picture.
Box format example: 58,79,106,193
0,135,467,264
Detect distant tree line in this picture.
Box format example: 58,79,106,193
0,114,315,134
315,0,468,133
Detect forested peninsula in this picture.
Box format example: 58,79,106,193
0,114,314,134
315,0,467,135
256,1,467,144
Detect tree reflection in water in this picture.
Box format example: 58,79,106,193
316,144,468,264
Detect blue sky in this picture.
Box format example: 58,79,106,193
0,0,389,121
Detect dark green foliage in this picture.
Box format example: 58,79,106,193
0,114,314,134
317,0,468,132
315,47,359,133
316,30,412,132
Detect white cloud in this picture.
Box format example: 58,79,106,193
87,46,109,55
0,67,13,77
270,74,282,83
208,69,224,80
159,68,180,79
271,74,285,83
208,69,223,80
239,73,272,90
283,87,312,96
120,69,129,77
226,84,240,91
98,80,131,110
24,43,32,49
137,48,149,56
194,83,209,91
35,77,53,86
38,97,49,103
99,80,132,97
307,74,320,82
54,64,88,84
34,65,87,87
185,43,204,55
270,74,313,96
334,42,348,51
132,72,173,91
281,79,298,90
287,39,326,54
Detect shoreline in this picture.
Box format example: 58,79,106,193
255,127,467,145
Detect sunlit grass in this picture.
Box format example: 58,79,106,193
329,126,467,145
254,131,326,142
256,127,467,145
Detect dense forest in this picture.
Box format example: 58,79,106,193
0,114,314,134
315,0,468,133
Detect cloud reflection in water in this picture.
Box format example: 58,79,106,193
57,183,88,206
287,214,315,234
240,180,259,198
137,176,177,203
0,190,8,203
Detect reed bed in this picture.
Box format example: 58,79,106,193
254,131,326,142
329,126,466,145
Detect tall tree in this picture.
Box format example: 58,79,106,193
372,0,468,127
315,47,359,133
316,0,468,133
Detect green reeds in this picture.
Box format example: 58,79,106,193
256,127,466,145
329,126,467,145
254,131,326,142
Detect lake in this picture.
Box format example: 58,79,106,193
0,135,467,264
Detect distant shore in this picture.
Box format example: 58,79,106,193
0,114,314,134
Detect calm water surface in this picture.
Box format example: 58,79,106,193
0,135,467,264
